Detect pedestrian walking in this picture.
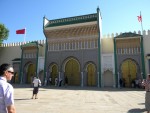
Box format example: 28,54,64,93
142,74,150,113
0,63,16,113
31,76,41,99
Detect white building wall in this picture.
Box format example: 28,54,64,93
143,30,150,75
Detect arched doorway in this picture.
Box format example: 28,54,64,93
50,64,58,85
65,58,80,86
103,70,113,87
87,63,96,86
26,63,36,83
121,59,137,87
14,72,19,83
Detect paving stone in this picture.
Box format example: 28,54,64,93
13,85,147,113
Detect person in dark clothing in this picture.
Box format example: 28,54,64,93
119,78,123,88
59,78,62,87
65,76,68,87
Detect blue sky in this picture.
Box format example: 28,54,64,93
1,0,150,43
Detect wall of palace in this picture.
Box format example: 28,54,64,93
1,30,150,79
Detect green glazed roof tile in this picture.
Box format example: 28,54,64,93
115,32,142,38
45,13,97,28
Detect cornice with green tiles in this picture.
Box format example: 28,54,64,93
114,32,142,38
45,13,97,28
21,41,38,48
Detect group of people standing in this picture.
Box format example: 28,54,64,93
119,78,143,88
55,76,68,87
45,76,68,87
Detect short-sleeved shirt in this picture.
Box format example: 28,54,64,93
0,76,14,113
32,78,41,87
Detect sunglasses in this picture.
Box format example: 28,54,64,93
8,71,14,75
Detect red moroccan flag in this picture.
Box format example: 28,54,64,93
137,13,142,22
16,29,25,34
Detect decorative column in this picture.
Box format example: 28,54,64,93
36,42,39,77
118,72,120,88
19,46,23,84
21,72,23,84
97,72,99,87
140,36,146,79
59,72,61,80
44,72,47,86
81,72,83,87
114,38,118,88
97,7,102,87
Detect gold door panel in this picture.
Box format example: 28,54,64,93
65,59,80,86
121,59,137,87
27,64,35,83
51,65,58,85
87,63,96,86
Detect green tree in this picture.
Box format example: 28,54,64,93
0,24,9,45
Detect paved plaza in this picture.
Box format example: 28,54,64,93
13,85,147,113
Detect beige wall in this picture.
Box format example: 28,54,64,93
143,37,150,75
101,38,114,54
0,46,21,65
39,45,45,56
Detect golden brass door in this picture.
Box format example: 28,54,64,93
27,64,35,83
87,63,96,86
65,59,80,86
121,59,137,87
51,65,58,85
15,73,19,83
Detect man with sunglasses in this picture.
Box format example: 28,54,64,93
0,63,16,113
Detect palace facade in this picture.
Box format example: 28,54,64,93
1,8,150,88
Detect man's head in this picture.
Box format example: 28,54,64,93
0,63,14,81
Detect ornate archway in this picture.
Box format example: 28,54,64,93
87,63,96,86
64,58,80,86
24,63,36,84
103,70,113,87
121,59,137,87
50,64,58,85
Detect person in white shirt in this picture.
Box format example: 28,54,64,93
31,77,41,99
0,63,16,113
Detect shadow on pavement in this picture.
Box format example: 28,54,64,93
14,98,31,101
127,108,146,113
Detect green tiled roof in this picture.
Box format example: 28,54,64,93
21,41,38,48
114,32,142,38
45,13,97,28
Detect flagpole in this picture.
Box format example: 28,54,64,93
24,28,26,43
138,11,146,79
140,11,144,35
